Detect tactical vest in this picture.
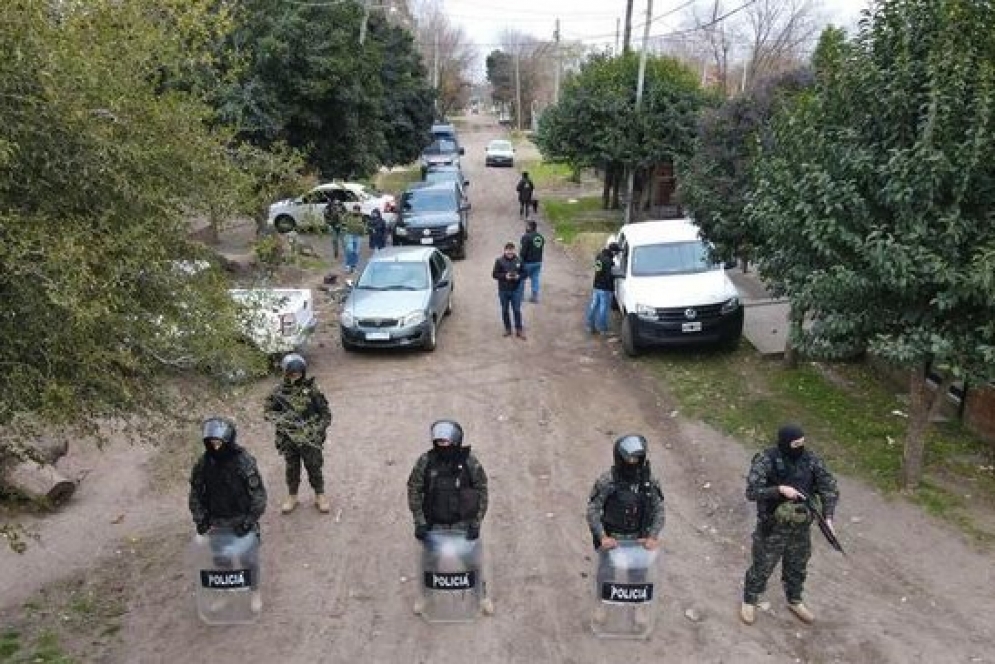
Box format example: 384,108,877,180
762,449,815,518
198,452,253,520
602,478,651,536
423,454,480,526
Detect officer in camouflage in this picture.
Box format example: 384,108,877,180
188,416,267,612
740,424,839,626
264,353,333,514
407,419,493,615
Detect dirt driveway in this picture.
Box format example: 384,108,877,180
3,115,994,664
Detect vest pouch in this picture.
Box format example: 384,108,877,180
457,487,480,522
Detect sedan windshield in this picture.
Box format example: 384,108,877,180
424,171,460,185
630,241,716,276
488,141,512,151
357,261,428,290
423,139,458,155
402,190,456,212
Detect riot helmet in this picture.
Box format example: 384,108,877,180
280,353,307,382
431,419,464,447
613,434,648,481
202,417,237,459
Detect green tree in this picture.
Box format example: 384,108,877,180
747,0,995,491
678,69,813,269
536,52,707,212
0,0,264,439
486,50,515,106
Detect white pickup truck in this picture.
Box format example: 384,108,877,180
229,287,317,356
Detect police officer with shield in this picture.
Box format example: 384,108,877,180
406,420,493,617
188,417,267,615
586,434,665,627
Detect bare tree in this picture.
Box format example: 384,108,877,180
499,29,555,130
411,0,477,118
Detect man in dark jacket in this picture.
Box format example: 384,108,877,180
367,208,388,252
407,419,492,615
491,242,526,339
264,353,333,514
519,220,545,303
740,424,839,626
586,242,620,335
188,416,267,612
516,172,535,219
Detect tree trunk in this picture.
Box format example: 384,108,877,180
611,165,622,210
1,460,76,505
602,165,612,209
900,368,951,492
783,302,803,368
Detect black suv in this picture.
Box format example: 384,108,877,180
392,181,469,259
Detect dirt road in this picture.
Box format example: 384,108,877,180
3,115,994,663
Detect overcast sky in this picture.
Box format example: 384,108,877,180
442,0,873,78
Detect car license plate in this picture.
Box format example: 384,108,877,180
366,331,390,340
681,322,702,333
420,238,434,245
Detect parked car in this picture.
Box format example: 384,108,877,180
392,181,470,259
608,218,742,356
339,247,454,352
339,182,397,225
431,122,460,150
484,139,515,167
423,165,470,208
267,182,395,233
419,138,463,176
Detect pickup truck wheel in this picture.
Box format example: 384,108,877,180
423,318,438,351
621,315,641,357
274,215,296,233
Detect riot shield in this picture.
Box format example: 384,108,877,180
189,527,261,625
590,540,660,639
416,529,485,623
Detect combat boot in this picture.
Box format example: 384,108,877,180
739,602,756,625
281,495,298,514
412,596,426,615
788,602,814,624
480,597,495,616
250,590,263,613
315,494,330,513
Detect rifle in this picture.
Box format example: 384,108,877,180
799,493,845,555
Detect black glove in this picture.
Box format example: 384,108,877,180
196,521,210,536
234,521,252,537
414,524,429,541
465,525,480,541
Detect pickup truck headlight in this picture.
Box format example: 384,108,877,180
445,223,460,235
633,303,656,318
720,296,741,315
401,310,427,327
394,226,408,236
340,311,355,328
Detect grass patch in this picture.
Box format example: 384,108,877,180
542,196,623,243
646,348,995,543
518,160,576,189
374,167,421,197
0,629,71,664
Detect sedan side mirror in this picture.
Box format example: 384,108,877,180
460,203,471,212
435,279,451,289
459,147,465,155
345,278,355,288
463,180,470,187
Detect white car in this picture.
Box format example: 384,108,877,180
229,288,317,356
267,182,397,233
484,139,515,167
609,218,743,356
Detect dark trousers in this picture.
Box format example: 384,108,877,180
743,522,812,604
498,288,523,332
282,443,325,494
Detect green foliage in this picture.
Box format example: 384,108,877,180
542,197,622,243
486,50,514,105
678,69,813,263
217,1,434,178
0,0,265,432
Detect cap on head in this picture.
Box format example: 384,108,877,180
613,434,648,466
430,419,464,447
202,416,236,446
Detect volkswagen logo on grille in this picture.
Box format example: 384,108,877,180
685,308,697,320
423,228,431,236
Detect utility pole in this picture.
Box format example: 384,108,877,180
615,17,620,54
515,50,522,130
433,31,440,118
554,18,561,103
359,0,371,45
624,0,653,225
623,0,634,53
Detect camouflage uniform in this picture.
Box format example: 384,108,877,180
264,376,332,494
742,448,839,605
407,447,489,531
586,464,665,544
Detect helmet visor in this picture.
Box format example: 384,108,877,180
202,418,233,443
616,435,647,463
431,420,460,444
